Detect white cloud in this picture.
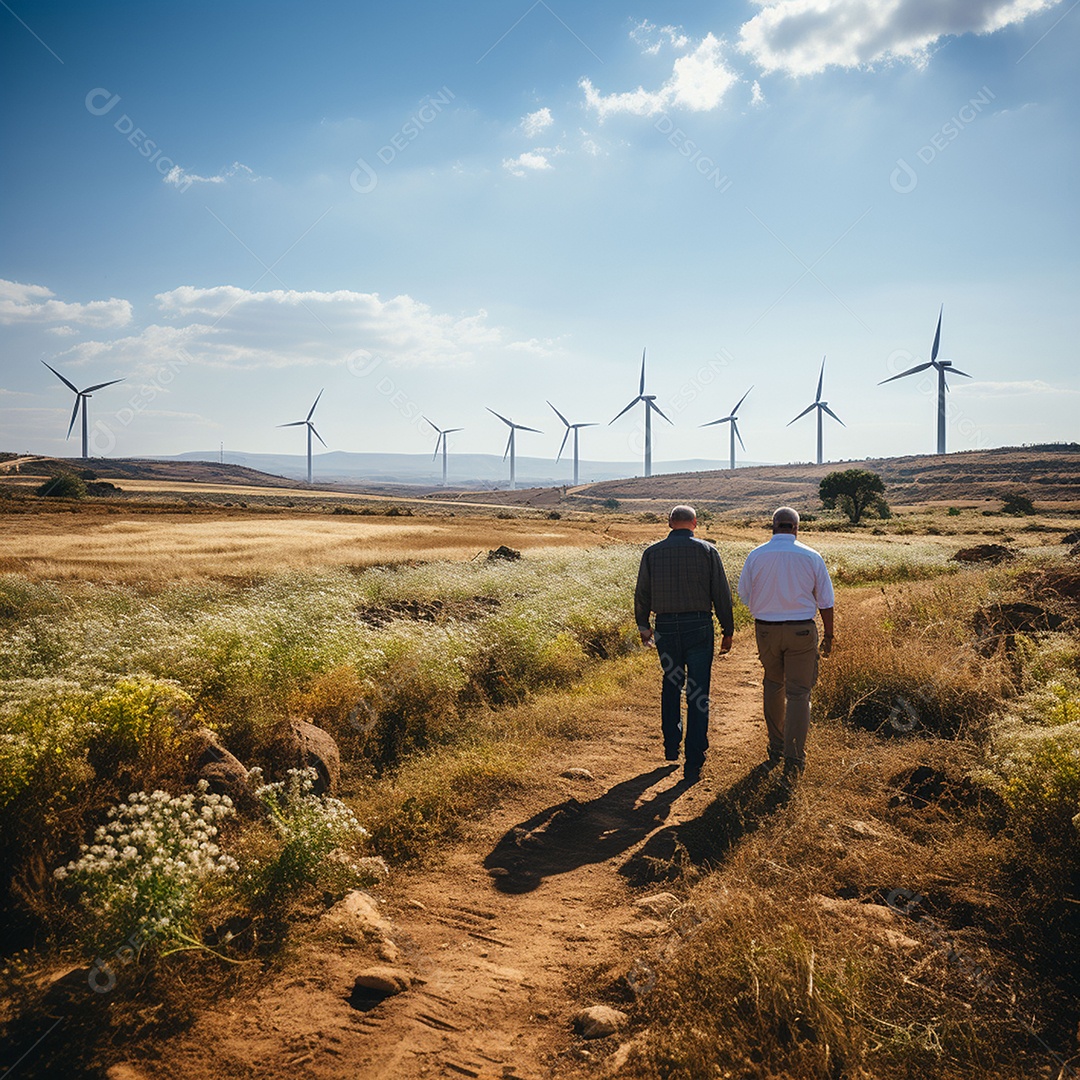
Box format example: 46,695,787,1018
739,0,1059,76
630,20,691,54
163,161,262,191
750,80,766,106
0,280,132,328
55,285,523,374
522,107,554,137
502,150,555,177
581,34,739,119
45,325,80,337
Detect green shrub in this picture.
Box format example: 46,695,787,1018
36,473,86,499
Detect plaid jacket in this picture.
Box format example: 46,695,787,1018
634,529,734,635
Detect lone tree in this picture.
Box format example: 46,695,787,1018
819,468,887,525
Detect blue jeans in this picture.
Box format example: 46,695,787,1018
654,612,714,771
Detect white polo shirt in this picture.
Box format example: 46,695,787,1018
737,533,835,622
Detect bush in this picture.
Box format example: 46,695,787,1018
819,469,886,524
602,498,620,509
1002,493,1036,515
36,473,86,499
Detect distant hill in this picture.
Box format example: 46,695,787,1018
166,449,767,487
567,445,1080,513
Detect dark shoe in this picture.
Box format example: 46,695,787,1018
781,760,804,790
766,748,782,769
682,765,702,784
665,749,680,762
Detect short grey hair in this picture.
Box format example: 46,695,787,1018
669,505,697,523
772,506,799,531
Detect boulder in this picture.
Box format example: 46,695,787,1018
323,889,391,940
486,545,521,561
352,965,414,995
267,719,340,794
573,1005,628,1039
186,728,250,805
560,767,596,781
633,892,681,918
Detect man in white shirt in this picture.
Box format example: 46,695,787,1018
737,506,835,783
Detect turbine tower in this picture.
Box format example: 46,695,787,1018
41,361,124,459
701,387,752,471
879,305,972,455
278,389,326,484
423,416,462,486
487,408,541,491
787,358,845,465
609,348,672,478
548,401,597,486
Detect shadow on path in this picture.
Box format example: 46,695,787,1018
484,766,685,894
620,762,789,886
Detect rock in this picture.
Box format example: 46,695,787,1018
843,820,887,841
560,767,595,781
377,940,400,963
951,544,1013,564
324,890,391,939
106,1067,152,1080
1062,530,1080,545
633,892,680,917
267,719,340,794
573,1005,628,1039
352,965,414,995
486,545,521,561
186,728,251,804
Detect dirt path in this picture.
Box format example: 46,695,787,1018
143,650,767,1080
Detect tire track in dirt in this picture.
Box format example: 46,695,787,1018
148,650,769,1080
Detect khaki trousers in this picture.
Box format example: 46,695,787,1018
754,620,819,768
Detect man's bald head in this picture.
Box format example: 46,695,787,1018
772,506,799,534
669,505,697,530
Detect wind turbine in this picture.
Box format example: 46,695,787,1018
487,408,542,491
423,416,462,486
278,390,326,484
879,305,972,455
700,387,752,471
788,358,844,465
609,348,672,478
41,361,124,459
548,401,597,487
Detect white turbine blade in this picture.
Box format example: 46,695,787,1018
422,415,441,435
517,424,543,434
445,427,463,434
815,358,825,402
82,377,125,394
649,400,673,425
547,400,570,427
307,388,324,421
879,362,933,385
556,427,570,462
42,361,79,394
66,398,81,438
731,385,753,416
734,421,746,452
949,367,973,378
574,422,599,429
639,348,647,396
278,420,306,428
609,397,640,424
309,423,328,447
821,403,845,426
432,435,442,461
699,417,730,428
503,431,513,460
787,402,818,426
931,305,943,363
487,407,513,427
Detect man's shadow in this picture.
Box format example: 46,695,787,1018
484,766,684,894
620,762,789,886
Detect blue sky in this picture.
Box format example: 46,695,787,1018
1,0,1077,471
